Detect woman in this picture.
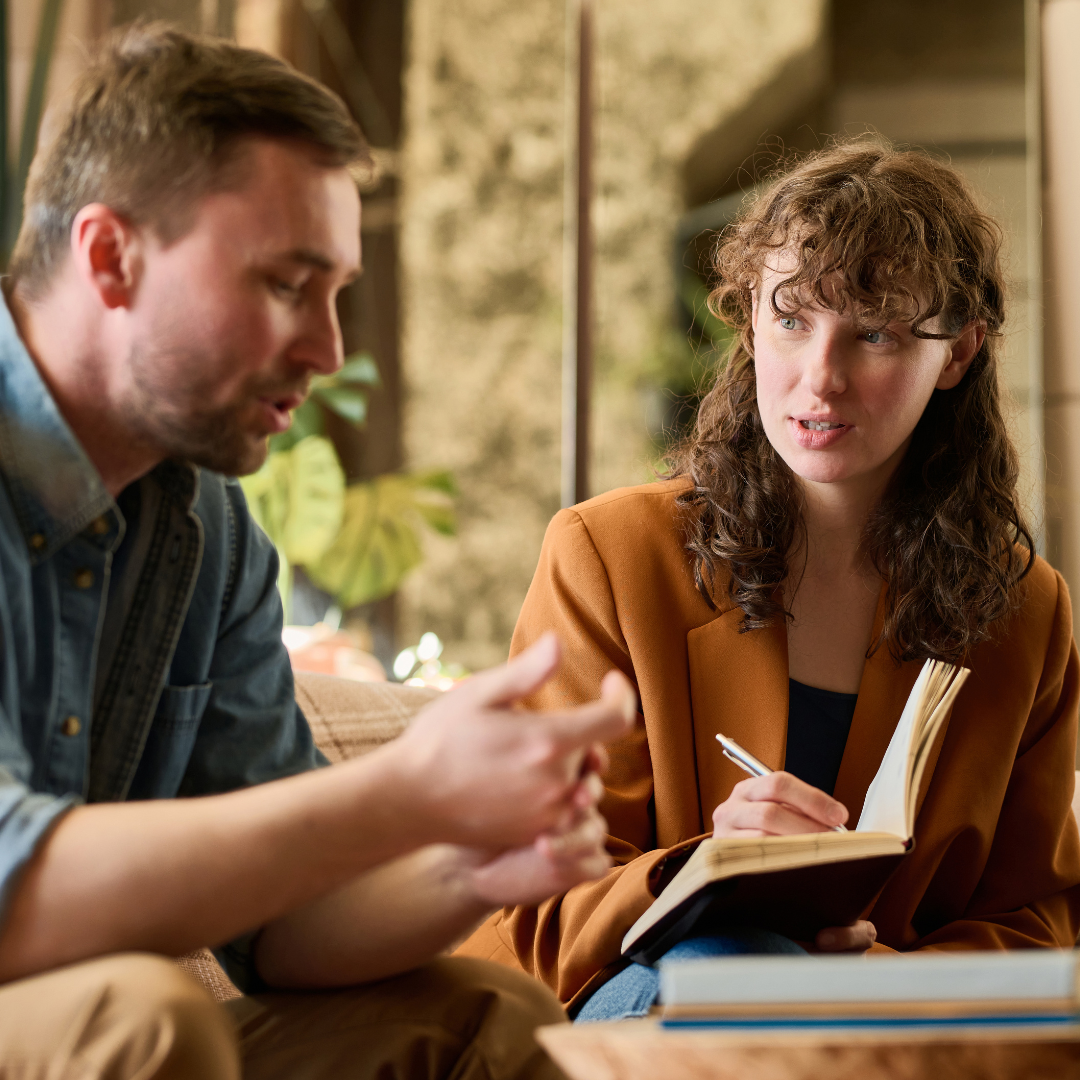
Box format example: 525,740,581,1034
457,141,1080,1018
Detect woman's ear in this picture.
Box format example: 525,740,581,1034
70,203,143,311
936,321,985,390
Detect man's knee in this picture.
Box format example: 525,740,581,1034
94,953,240,1080
415,956,568,1080
0,952,239,1080
439,955,567,1027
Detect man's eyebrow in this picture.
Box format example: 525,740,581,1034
282,248,362,283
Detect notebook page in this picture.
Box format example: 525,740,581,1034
904,666,969,833
856,660,933,837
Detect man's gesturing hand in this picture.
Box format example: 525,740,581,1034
462,803,613,907
390,633,636,851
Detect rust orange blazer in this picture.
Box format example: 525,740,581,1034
457,479,1080,1008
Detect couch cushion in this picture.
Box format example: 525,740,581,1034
293,671,442,763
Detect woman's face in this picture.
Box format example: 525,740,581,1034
751,265,981,498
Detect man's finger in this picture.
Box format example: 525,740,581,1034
455,634,561,709
573,770,605,808
546,671,638,750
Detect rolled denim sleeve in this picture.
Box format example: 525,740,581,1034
0,763,80,922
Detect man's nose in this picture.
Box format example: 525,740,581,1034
296,300,344,376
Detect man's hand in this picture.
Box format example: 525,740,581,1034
465,802,612,907
711,771,848,837
390,634,636,850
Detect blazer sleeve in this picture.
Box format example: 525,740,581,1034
460,509,684,1005
910,569,1080,951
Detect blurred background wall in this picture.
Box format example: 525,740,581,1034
8,0,1080,675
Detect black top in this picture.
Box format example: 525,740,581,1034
783,679,859,797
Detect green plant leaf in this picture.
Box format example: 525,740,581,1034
415,502,457,536
306,471,456,608
413,468,459,496
238,435,345,568
238,452,291,550
312,385,368,426
280,436,346,565
335,352,380,386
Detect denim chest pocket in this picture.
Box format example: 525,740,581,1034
126,683,213,800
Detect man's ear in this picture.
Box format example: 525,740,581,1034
936,321,985,390
70,203,143,310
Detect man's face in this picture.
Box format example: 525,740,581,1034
118,138,362,475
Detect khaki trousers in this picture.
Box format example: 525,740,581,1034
0,953,569,1080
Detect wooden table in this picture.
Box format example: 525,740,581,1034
536,1018,1080,1080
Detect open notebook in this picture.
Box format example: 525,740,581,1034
622,660,970,964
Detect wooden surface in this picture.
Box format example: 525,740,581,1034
536,1019,1080,1080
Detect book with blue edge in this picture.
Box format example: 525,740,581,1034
621,660,969,965
657,950,1080,1033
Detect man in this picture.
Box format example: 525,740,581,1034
0,23,635,1080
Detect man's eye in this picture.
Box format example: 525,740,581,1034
779,317,798,330
271,277,302,298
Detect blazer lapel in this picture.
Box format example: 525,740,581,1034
687,609,789,829
832,586,922,827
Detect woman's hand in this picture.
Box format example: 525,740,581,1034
711,771,849,837
711,775,873,954
816,920,877,953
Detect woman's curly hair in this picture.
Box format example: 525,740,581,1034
669,139,1033,664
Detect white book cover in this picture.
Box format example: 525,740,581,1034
659,950,1079,1006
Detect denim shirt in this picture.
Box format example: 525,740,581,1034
0,300,323,977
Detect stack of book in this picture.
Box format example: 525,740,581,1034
658,950,1080,1034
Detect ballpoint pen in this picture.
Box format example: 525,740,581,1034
716,732,848,832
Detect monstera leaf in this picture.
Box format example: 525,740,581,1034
306,470,457,608
270,352,380,453
238,435,346,609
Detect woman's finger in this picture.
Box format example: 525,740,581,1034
714,797,831,837
733,772,848,829
816,920,877,952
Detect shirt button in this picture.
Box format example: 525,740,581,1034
61,715,81,737
89,516,109,536
74,569,94,589
29,532,46,551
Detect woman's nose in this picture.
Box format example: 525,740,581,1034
803,332,848,397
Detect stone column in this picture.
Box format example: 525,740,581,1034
1042,0,1080,633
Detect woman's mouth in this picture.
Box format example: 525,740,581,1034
790,416,850,448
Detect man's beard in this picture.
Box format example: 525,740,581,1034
123,340,306,476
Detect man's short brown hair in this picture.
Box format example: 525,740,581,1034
9,21,369,297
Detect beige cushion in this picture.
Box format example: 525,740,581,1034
294,671,441,763
179,674,442,1001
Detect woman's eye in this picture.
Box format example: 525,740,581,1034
779,317,798,330
863,330,890,344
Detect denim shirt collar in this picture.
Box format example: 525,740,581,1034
0,295,199,563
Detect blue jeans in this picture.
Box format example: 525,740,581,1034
574,929,807,1023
